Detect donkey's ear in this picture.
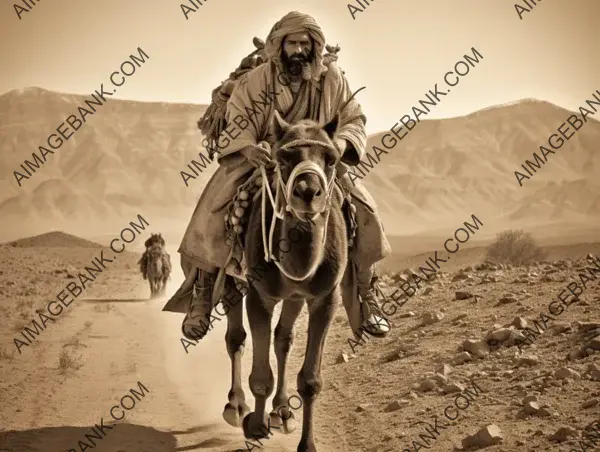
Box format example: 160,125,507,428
323,114,339,139
272,110,290,141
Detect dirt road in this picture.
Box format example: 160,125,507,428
0,244,326,452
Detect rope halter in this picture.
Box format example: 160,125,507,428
258,139,338,280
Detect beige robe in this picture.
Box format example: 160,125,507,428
179,60,390,273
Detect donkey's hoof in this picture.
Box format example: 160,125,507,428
269,409,297,434
242,412,269,440
223,402,250,427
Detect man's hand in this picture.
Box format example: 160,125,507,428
241,144,273,168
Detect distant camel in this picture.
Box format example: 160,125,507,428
139,233,172,298
213,111,353,452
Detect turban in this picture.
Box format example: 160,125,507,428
264,11,328,82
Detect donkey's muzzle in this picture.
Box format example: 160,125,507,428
292,176,323,204
290,173,326,213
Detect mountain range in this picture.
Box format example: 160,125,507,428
1,87,599,244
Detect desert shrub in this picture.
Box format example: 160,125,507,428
57,349,83,374
0,348,15,361
486,229,546,266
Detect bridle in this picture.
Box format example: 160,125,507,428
259,139,337,281
257,85,366,281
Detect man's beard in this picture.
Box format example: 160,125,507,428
281,51,314,81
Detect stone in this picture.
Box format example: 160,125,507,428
586,338,600,351
512,316,528,329
420,378,437,392
497,296,518,305
462,424,503,449
517,355,540,367
442,383,464,394
384,400,409,412
436,363,453,376
421,311,444,326
462,339,490,358
454,351,473,365
537,406,554,418
336,353,351,364
523,401,539,414
522,395,538,404
554,367,581,380
455,291,473,300
430,373,448,385
549,426,578,442
581,398,599,409
488,328,512,343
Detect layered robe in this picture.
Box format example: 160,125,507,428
179,59,390,274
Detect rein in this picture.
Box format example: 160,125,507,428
258,140,337,281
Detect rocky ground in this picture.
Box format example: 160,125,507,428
316,253,600,452
0,235,598,452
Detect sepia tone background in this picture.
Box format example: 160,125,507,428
1,1,599,451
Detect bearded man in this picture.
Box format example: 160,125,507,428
167,11,392,341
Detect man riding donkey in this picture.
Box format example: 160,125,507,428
164,11,393,342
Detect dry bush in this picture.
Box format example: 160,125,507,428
63,336,85,349
486,229,546,266
0,348,15,361
57,348,83,374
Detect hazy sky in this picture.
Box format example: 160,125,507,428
1,0,599,133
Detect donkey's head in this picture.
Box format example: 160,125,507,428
271,110,341,217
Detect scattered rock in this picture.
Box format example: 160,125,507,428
462,424,503,450
336,353,351,364
497,296,518,305
455,291,473,300
383,400,410,412
537,406,555,418
442,383,464,394
582,398,598,409
517,355,539,367
462,339,490,358
436,363,453,376
512,316,528,329
554,367,580,380
548,426,578,442
523,401,539,414
487,328,512,343
419,378,437,392
421,311,444,326
454,351,473,365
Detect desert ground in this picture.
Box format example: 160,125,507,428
0,230,598,452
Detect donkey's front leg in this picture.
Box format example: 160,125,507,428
242,286,275,440
270,300,303,434
297,289,338,452
222,278,249,427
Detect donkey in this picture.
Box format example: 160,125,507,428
215,110,353,452
139,233,172,298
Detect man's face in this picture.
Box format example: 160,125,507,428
281,32,313,77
